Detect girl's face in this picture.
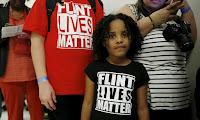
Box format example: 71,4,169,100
104,19,131,59
143,0,167,12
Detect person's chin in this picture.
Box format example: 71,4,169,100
151,5,162,11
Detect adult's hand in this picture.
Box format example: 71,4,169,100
4,23,13,27
165,0,173,4
150,1,183,26
38,81,57,111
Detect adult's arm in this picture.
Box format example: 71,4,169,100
180,0,197,42
31,32,57,111
81,75,95,120
116,1,183,37
137,84,149,120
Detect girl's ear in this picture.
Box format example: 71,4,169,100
103,40,107,47
103,42,106,47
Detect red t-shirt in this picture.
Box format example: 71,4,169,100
23,0,104,95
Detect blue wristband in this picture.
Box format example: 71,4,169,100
37,77,48,82
181,7,191,14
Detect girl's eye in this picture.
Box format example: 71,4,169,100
107,34,115,39
122,32,128,37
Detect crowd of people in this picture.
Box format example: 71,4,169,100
0,0,198,120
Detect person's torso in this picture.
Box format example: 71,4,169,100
44,0,103,95
88,60,148,120
0,7,35,82
128,4,190,110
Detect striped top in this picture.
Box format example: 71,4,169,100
0,8,36,82
128,4,191,110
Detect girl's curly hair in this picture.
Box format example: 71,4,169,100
92,13,143,60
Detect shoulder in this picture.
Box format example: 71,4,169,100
88,59,105,67
132,61,144,67
116,5,132,14
85,59,106,72
116,4,137,21
131,61,148,74
31,0,46,10
84,60,105,80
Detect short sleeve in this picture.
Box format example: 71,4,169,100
84,61,98,82
136,63,150,88
23,0,48,38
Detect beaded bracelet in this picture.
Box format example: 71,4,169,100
37,77,48,83
148,16,155,28
181,7,191,14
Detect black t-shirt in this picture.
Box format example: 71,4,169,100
84,60,149,120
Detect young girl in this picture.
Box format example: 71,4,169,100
81,13,150,120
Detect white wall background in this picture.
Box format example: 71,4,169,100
102,0,137,15
102,0,200,119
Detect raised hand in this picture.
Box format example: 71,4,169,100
150,1,183,26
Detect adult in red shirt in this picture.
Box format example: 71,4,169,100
23,0,104,119
0,0,43,120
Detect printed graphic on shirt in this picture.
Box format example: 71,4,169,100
96,72,136,115
57,2,93,50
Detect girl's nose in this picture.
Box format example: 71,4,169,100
116,36,123,44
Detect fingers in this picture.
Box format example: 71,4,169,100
40,91,57,111
165,1,182,10
43,99,56,111
48,99,56,110
52,91,57,103
45,92,57,111
168,15,179,21
5,23,13,27
165,0,172,4
165,1,184,15
38,82,57,111
44,102,53,111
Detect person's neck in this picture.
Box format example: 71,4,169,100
10,6,25,20
106,57,131,66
